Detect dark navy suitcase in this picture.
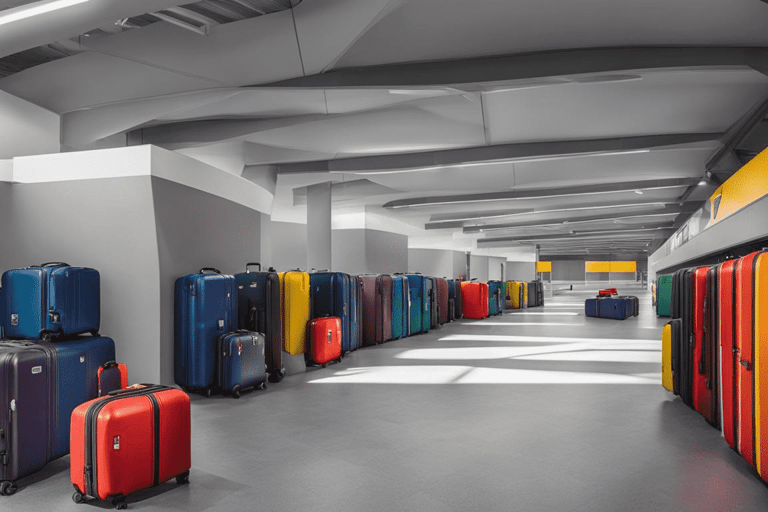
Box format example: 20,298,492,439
0,336,115,495
424,277,436,331
310,272,353,353
2,263,100,341
217,331,266,398
448,280,463,320
585,298,600,318
403,274,427,335
596,296,634,320
392,276,409,339
234,263,284,382
174,268,237,396
349,275,361,351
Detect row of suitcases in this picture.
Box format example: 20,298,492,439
661,250,768,485
504,280,546,310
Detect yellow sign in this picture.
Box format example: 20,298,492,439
585,261,610,273
610,261,637,273
709,147,768,226
536,261,552,273
585,261,637,273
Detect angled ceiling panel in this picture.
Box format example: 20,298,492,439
483,68,768,144
334,0,768,69
0,51,220,113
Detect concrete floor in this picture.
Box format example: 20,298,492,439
9,285,768,511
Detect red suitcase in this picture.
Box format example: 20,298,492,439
718,260,737,448
598,288,618,296
436,278,450,324
461,282,489,319
691,267,710,419
308,317,342,367
359,275,393,347
70,385,191,510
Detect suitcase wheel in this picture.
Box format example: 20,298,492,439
41,332,52,342
0,481,18,496
72,491,85,504
113,498,128,510
204,387,213,398
258,382,267,391
268,369,286,383
232,385,241,399
176,471,190,485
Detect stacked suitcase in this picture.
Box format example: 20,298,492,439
585,295,640,320
0,263,120,496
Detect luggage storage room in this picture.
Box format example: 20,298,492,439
2,1,768,510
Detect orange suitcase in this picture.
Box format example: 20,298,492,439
70,385,191,510
308,317,342,367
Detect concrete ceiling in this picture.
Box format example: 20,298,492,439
2,0,768,259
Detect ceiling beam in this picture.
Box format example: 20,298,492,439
706,91,768,174
264,46,768,88
277,133,721,175
382,177,694,210
477,226,675,246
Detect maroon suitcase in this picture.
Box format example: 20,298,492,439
360,275,393,346
436,278,450,324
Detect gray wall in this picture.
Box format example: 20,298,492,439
453,251,468,280
470,255,489,282
152,177,260,384
5,177,162,383
507,261,536,282
332,229,368,274
271,221,308,271
488,257,506,281
551,260,585,282
366,229,408,274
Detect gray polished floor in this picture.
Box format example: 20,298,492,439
10,285,768,511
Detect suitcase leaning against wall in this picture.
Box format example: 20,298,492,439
2,262,100,341
174,268,237,396
234,263,284,382
70,385,191,510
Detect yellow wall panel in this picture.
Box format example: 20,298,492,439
585,261,610,273
536,261,552,273
610,261,637,273
709,147,768,226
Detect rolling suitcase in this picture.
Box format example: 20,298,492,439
488,281,503,316
217,330,267,398
448,279,462,321
404,274,426,335
669,318,683,395
656,275,673,317
435,278,450,325
461,281,489,320
595,296,634,320
585,298,600,318
662,321,674,392
280,270,310,355
310,272,352,353
718,260,738,449
392,276,409,339
70,385,191,510
234,263,284,382
426,278,440,329
98,361,128,397
2,262,100,341
360,275,394,346
423,277,434,332
349,275,362,350
691,267,711,418
174,268,237,396
699,266,719,427
308,317,342,367
754,251,768,482
0,336,116,495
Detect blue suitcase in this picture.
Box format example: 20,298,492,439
585,298,600,318
310,272,353,354
348,275,361,351
175,268,237,396
596,296,634,320
391,276,409,339
488,281,503,316
234,263,284,382
2,263,100,341
217,331,267,398
424,277,435,332
404,274,427,335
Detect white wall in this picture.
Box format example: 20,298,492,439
0,90,59,159
408,248,454,278
507,261,536,282
470,255,489,282
271,221,308,271
488,257,506,281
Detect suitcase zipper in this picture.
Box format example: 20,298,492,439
146,394,161,488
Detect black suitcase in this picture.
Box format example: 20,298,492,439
234,263,284,383
673,268,695,407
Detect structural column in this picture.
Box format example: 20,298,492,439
307,181,332,271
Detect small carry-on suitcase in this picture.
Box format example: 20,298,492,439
98,361,128,396
217,330,266,398
71,385,191,510
392,276,409,339
718,260,738,449
507,281,527,309
435,278,450,325
527,281,538,307
461,281,489,320
2,262,100,341
598,288,618,297
308,317,342,367
280,270,311,355
404,274,426,335
235,263,284,382
310,272,352,353
174,268,237,396
656,275,673,317
668,318,683,395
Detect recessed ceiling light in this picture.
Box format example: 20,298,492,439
698,180,707,186
0,0,89,26
634,190,643,195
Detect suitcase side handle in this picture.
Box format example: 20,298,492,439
39,262,69,267
199,268,222,274
245,263,261,273
107,384,168,396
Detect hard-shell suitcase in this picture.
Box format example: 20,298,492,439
0,336,116,495
234,263,284,382
598,288,618,296
507,281,528,309
308,317,342,367
392,276,409,339
595,296,634,320
360,275,393,346
404,274,426,335
488,281,503,316
279,270,310,355
217,331,267,398
310,272,352,353
669,318,683,395
448,279,463,320
699,266,719,427
435,278,450,325
718,260,738,449
426,278,439,329
349,275,362,350
461,282,489,320
585,298,600,318
423,277,434,332
657,275,673,317
174,268,237,396
691,267,711,418
98,361,128,397
753,251,768,481
2,262,100,341
662,321,674,392
70,385,191,510
674,268,695,407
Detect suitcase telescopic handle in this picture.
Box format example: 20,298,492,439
107,384,167,397
40,262,69,267
199,268,221,274
245,263,261,273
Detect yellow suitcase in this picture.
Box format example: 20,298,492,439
754,253,768,479
662,322,674,392
280,270,310,355
507,281,528,309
